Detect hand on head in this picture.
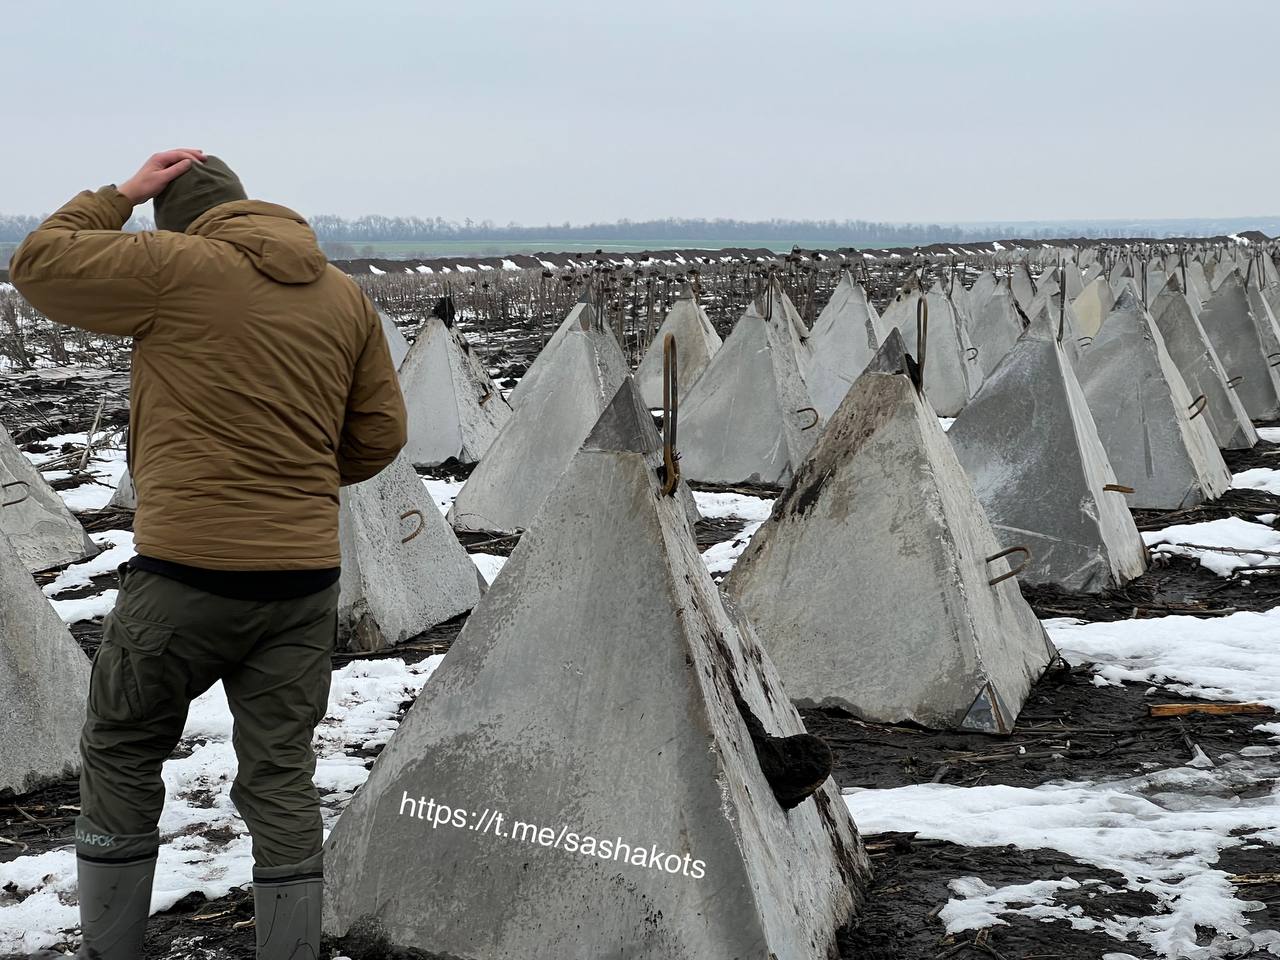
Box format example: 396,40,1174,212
118,149,207,205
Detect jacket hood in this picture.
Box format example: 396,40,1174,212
188,201,328,284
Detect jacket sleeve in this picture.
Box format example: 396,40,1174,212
8,186,166,338
337,302,408,486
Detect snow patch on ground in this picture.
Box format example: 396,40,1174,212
1256,427,1280,444
845,757,1280,957
1231,467,1280,496
703,522,764,576
50,589,118,623
1046,608,1280,709
470,552,506,585
690,491,774,522
43,530,134,596
0,657,442,953
421,477,463,515
1142,517,1280,577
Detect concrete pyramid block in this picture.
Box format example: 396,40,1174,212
377,310,410,371
724,330,1057,733
108,467,136,511
1072,275,1116,340
322,379,869,958
338,453,480,651
802,272,887,418
949,315,1149,593
0,420,98,573
400,315,513,466
1062,260,1085,300
968,269,998,310
677,293,822,485
0,529,91,796
1197,268,1280,421
1010,264,1037,313
882,279,980,416
633,283,723,408
448,300,632,532
509,293,617,407
967,278,1028,379
1077,284,1231,510
1150,276,1258,451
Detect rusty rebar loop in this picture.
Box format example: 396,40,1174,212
1078,336,1094,347
1269,352,1280,368
1226,375,1244,389
915,297,928,393
660,333,680,497
478,385,493,406
797,406,819,430
986,545,1031,586
400,509,425,544
1187,395,1208,420
1103,483,1135,494
1,480,29,508
965,346,979,362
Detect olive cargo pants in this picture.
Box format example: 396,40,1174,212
77,565,339,870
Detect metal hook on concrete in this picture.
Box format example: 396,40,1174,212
965,346,979,362
1,480,29,508
1078,336,1094,347
478,385,493,406
400,509,425,544
1103,483,1135,494
1187,395,1208,420
797,407,819,430
1269,353,1280,368
660,334,681,497
986,545,1031,586
1226,375,1244,390
915,297,928,393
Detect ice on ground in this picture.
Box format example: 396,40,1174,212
1231,468,1280,496
690,491,775,522
1142,518,1280,576
1046,607,1280,708
43,530,134,597
421,477,463,515
846,756,1280,958
0,657,443,953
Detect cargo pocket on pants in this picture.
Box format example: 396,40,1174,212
94,612,176,722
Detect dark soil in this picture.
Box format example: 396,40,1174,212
806,662,1277,792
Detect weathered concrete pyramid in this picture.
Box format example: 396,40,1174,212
323,379,870,958
1077,284,1231,510
882,278,980,416
967,277,1027,379
1150,275,1258,451
1062,260,1085,300
0,529,91,795
1010,263,1037,313
1072,275,1116,340
949,314,1149,593
338,453,481,651
400,315,513,466
802,270,887,418
377,309,410,370
633,282,722,408
0,420,98,573
723,330,1057,733
677,292,822,485
448,298,632,532
107,467,136,511
968,269,998,310
1197,267,1280,421
508,290,615,407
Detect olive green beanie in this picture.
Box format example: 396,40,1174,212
153,155,248,233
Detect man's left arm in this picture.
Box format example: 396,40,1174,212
9,149,205,338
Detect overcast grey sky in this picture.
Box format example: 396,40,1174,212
3,0,1276,225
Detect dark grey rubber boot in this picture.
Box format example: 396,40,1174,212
253,856,323,960
75,854,158,959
